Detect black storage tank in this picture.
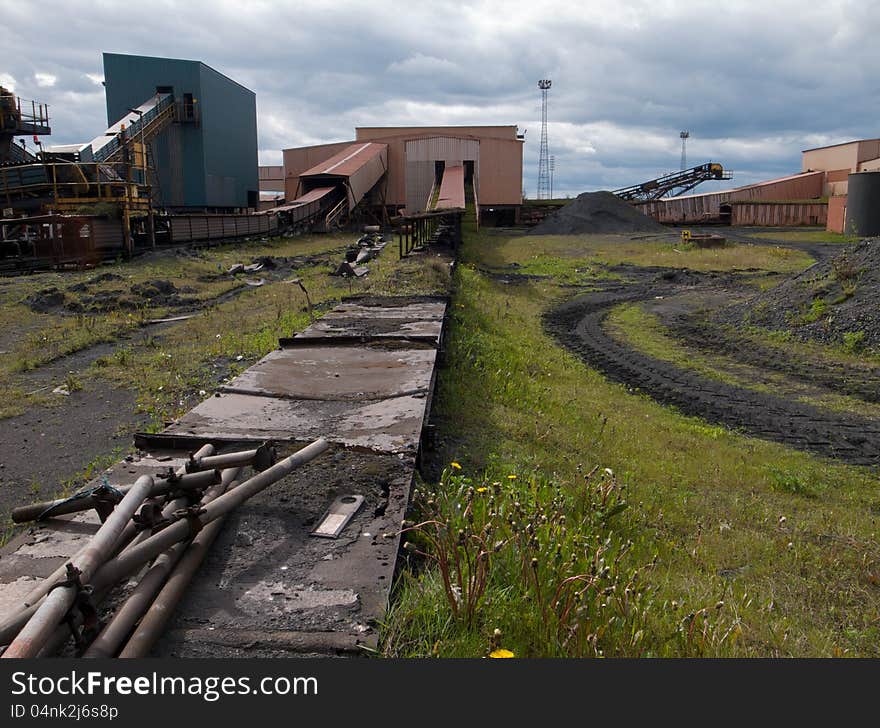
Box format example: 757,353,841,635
846,171,880,236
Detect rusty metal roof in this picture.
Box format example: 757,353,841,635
264,186,335,213
300,142,387,179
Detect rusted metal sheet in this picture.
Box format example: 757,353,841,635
827,195,847,233
639,171,825,223
165,392,429,453
0,295,448,657
299,142,388,210
729,202,827,226
435,165,465,210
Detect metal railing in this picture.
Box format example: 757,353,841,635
394,209,462,258
0,160,147,208
89,94,174,163
0,91,50,132
324,197,348,230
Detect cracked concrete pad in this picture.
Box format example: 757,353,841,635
238,582,359,612
294,302,446,343
222,346,436,401
0,576,43,615
167,392,427,452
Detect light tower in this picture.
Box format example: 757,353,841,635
537,79,552,199
549,155,555,199
680,130,690,171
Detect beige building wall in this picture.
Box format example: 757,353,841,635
355,125,523,208
802,142,860,173
281,126,523,210
258,165,285,193
802,139,880,174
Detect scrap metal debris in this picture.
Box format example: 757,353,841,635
331,229,389,278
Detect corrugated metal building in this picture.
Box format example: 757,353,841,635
282,125,523,219
800,139,880,232
103,53,258,210
638,171,826,224
259,165,285,193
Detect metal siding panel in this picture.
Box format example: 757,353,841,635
403,137,479,213
199,62,257,207
103,54,205,207
828,196,847,233
345,146,388,208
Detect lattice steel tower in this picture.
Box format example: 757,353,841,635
537,79,552,199
680,130,690,171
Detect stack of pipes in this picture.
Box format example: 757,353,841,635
0,438,329,659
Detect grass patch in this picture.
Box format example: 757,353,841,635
86,234,451,428
479,234,814,274
747,230,859,244
384,227,880,657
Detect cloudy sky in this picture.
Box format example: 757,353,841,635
2,0,878,197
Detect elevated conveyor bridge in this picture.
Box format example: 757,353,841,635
613,162,732,201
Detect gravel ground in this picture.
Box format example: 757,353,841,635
717,237,880,350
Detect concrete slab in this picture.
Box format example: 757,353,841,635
0,294,447,657
294,318,443,343
293,301,445,344
154,448,412,657
222,346,436,401
165,392,427,454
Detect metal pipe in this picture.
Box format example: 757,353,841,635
91,439,329,592
34,585,111,658
119,512,227,658
31,468,234,659
82,468,240,659
0,446,215,643
109,444,215,559
11,469,220,523
185,443,275,473
1,475,155,659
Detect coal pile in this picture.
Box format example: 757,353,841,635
719,238,880,350
531,191,666,235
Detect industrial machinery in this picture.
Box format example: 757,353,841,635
0,86,51,164
613,162,732,201
1,86,223,268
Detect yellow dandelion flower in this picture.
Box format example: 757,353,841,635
476,487,488,493
489,649,515,658
451,462,462,470
507,474,517,480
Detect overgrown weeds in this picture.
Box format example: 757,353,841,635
385,465,740,657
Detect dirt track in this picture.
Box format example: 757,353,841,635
546,268,880,467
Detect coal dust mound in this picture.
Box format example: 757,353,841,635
719,238,880,350
531,191,666,235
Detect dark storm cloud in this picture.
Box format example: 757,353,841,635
1,0,877,195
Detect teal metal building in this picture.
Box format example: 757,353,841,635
103,53,258,210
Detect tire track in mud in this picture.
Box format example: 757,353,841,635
663,317,880,404
545,281,880,467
